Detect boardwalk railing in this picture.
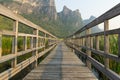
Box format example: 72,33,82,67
0,4,57,80
66,3,120,80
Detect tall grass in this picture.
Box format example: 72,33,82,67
109,35,120,75
2,36,12,56
0,36,49,73
92,35,120,79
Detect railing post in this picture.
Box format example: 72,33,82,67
11,20,18,68
30,37,33,49
86,29,91,69
0,35,2,57
79,38,82,50
83,38,85,47
72,36,75,52
44,33,46,50
24,36,27,51
33,29,38,67
91,37,93,50
96,36,99,50
36,29,38,67
104,20,109,68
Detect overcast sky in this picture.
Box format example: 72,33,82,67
55,0,120,29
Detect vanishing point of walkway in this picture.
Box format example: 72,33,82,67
24,43,97,80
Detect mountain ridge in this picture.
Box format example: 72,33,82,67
0,0,101,37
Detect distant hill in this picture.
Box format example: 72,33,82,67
83,16,102,33
0,0,84,38
0,0,101,37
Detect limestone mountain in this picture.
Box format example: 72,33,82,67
0,0,57,20
58,6,83,35
0,0,84,38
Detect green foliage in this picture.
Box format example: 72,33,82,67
2,36,12,56
0,0,13,3
93,35,120,79
109,35,120,74
21,13,67,38
18,23,33,34
17,37,24,51
17,52,32,64
0,15,13,30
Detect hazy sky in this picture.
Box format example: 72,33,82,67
55,0,120,29
55,0,120,19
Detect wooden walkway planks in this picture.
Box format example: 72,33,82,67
23,43,97,80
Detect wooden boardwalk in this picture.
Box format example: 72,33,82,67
24,43,97,80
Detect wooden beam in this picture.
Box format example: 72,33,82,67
86,29,91,69
30,37,33,49
11,20,18,68
96,36,99,50
23,36,27,51
104,20,109,68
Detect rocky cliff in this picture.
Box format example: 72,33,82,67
58,6,83,32
0,0,57,20
0,0,84,38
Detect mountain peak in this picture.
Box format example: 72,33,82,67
62,6,72,15
89,16,96,21
73,9,81,16
63,6,72,11
74,9,79,12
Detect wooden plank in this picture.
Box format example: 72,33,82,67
73,43,120,62
18,33,36,37
104,20,109,68
0,54,15,63
68,42,120,80
86,29,91,69
0,44,56,80
88,56,120,80
11,20,18,68
96,36,99,50
23,36,27,51
0,30,15,36
24,43,97,80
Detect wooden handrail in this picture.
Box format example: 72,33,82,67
0,4,57,80
66,3,120,80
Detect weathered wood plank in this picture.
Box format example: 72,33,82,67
104,20,109,68
0,44,56,80
24,43,97,80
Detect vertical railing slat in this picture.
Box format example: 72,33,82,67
96,36,99,50
11,20,18,68
86,29,91,69
104,20,109,68
35,29,38,67
31,37,33,49
24,36,27,51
